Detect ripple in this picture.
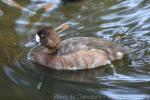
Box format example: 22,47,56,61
3,66,30,86
0,9,3,16
101,89,150,100
100,0,150,41
15,0,61,35
97,73,150,83
3,66,45,99
110,0,144,10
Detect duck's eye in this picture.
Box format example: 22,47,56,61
40,34,45,38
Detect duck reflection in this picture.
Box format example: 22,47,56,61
3,66,112,100
4,53,131,100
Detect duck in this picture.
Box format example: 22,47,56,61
34,23,130,70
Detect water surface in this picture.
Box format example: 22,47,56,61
0,0,150,100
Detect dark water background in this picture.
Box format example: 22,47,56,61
0,0,150,100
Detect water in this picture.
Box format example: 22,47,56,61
0,0,150,100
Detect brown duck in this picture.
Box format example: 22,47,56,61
34,23,129,70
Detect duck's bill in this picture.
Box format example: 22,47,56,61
24,34,41,47
35,34,40,44
24,37,40,47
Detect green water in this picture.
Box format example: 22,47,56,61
0,0,150,100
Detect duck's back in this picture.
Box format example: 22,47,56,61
59,37,127,60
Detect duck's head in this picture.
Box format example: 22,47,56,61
36,26,61,53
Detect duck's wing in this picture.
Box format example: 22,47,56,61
56,49,111,70
59,37,128,60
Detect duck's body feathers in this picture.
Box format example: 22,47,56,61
34,37,127,70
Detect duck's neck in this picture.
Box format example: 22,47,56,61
47,47,60,54
46,39,61,54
